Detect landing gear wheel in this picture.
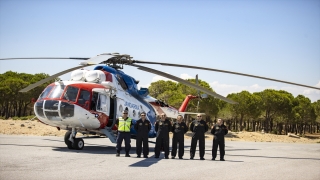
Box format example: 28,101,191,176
73,138,84,150
64,131,74,149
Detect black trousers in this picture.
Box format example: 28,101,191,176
136,135,149,156
116,132,131,153
171,136,184,158
190,136,205,158
155,136,169,157
212,137,225,159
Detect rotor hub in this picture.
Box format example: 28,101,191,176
100,53,135,69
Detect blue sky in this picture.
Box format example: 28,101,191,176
0,0,319,102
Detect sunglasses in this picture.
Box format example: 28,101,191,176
141,115,146,116
123,113,128,114
197,116,201,117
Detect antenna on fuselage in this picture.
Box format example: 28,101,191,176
196,74,200,112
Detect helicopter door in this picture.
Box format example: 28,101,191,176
96,94,110,116
97,93,117,128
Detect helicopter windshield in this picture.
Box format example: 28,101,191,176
38,85,54,101
48,85,66,99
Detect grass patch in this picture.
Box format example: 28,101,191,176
6,116,36,120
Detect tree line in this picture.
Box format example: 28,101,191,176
0,71,53,119
1,71,319,135
148,80,320,135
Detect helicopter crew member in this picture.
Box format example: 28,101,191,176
190,114,208,160
211,118,228,161
171,115,188,159
134,112,151,158
154,113,172,159
115,110,132,157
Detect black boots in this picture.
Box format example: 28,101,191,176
116,151,130,157
125,152,130,157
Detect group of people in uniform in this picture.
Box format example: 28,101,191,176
115,110,228,161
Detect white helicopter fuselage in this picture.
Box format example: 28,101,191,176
33,69,156,137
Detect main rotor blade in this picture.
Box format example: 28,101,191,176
0,57,90,60
130,64,237,104
133,61,320,90
19,65,92,92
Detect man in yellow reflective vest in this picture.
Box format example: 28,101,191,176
115,110,132,157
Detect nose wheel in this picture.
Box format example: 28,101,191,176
64,130,84,150
73,138,84,150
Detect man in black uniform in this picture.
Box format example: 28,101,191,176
190,114,208,160
134,112,151,158
154,113,172,159
211,118,228,161
171,115,188,159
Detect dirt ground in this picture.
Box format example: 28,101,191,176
1,119,320,143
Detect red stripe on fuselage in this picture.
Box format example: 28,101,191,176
149,102,165,114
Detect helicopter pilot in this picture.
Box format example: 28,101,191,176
134,112,151,158
154,113,172,159
211,118,228,161
171,115,188,159
189,114,208,160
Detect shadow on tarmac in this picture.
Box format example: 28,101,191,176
129,154,162,167
52,146,116,154
51,146,158,155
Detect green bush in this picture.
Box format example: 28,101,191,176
7,116,36,120
27,116,37,120
271,129,278,134
20,117,28,120
12,116,20,120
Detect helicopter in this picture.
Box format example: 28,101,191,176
1,53,319,150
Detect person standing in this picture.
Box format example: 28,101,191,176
190,114,208,160
134,112,151,158
154,113,172,159
115,110,132,157
171,115,188,159
211,118,228,161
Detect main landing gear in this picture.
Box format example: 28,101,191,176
64,128,84,150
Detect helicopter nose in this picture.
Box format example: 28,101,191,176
35,100,75,120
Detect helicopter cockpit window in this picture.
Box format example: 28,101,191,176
116,74,128,90
38,85,54,101
78,89,90,107
63,86,79,102
91,92,99,111
48,85,66,99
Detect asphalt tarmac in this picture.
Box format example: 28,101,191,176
0,134,319,180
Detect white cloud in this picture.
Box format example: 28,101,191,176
210,81,320,102
180,73,193,80
302,81,320,95
151,75,171,82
